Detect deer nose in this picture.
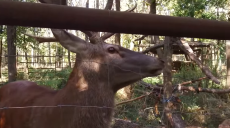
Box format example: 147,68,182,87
159,58,165,64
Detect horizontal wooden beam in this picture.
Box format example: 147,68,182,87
137,41,213,47
1,1,230,40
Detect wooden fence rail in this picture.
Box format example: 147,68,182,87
0,1,230,40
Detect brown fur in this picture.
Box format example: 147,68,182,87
0,58,115,128
0,25,164,128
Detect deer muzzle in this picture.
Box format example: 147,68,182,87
148,58,165,76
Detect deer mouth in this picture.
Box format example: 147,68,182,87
149,69,163,76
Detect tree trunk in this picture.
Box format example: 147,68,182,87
0,25,3,78
85,0,90,41
7,25,17,82
68,50,71,67
153,36,163,58
163,37,173,127
149,0,163,59
96,0,99,9
56,45,62,68
24,49,29,79
163,37,186,128
226,40,230,88
48,42,51,66
115,0,120,46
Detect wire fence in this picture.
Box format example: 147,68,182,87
0,23,228,128
0,41,229,127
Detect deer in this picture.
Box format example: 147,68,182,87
0,0,164,128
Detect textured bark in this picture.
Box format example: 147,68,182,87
163,37,173,127
163,37,186,128
153,36,163,58
7,25,17,82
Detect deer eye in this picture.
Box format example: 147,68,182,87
107,47,117,54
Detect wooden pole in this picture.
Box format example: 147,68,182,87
226,40,230,88
163,37,186,128
1,1,230,40
163,37,173,127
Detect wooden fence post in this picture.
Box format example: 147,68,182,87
163,37,186,127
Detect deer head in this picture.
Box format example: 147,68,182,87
34,0,164,93
50,29,164,92
31,0,164,93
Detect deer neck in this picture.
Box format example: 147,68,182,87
47,59,114,128
57,59,115,107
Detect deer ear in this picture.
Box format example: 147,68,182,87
51,29,87,53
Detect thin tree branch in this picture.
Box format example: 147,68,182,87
139,77,229,94
116,92,153,106
116,76,228,106
176,39,220,84
180,86,230,94
142,42,164,54
124,2,137,12
134,35,148,41
177,77,207,86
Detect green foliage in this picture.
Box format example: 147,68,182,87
173,64,203,84
16,67,72,90
0,26,6,38
114,57,228,127
170,0,228,21
172,61,229,127
115,83,162,126
143,77,163,85
121,34,132,49
172,0,207,18
15,27,41,51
